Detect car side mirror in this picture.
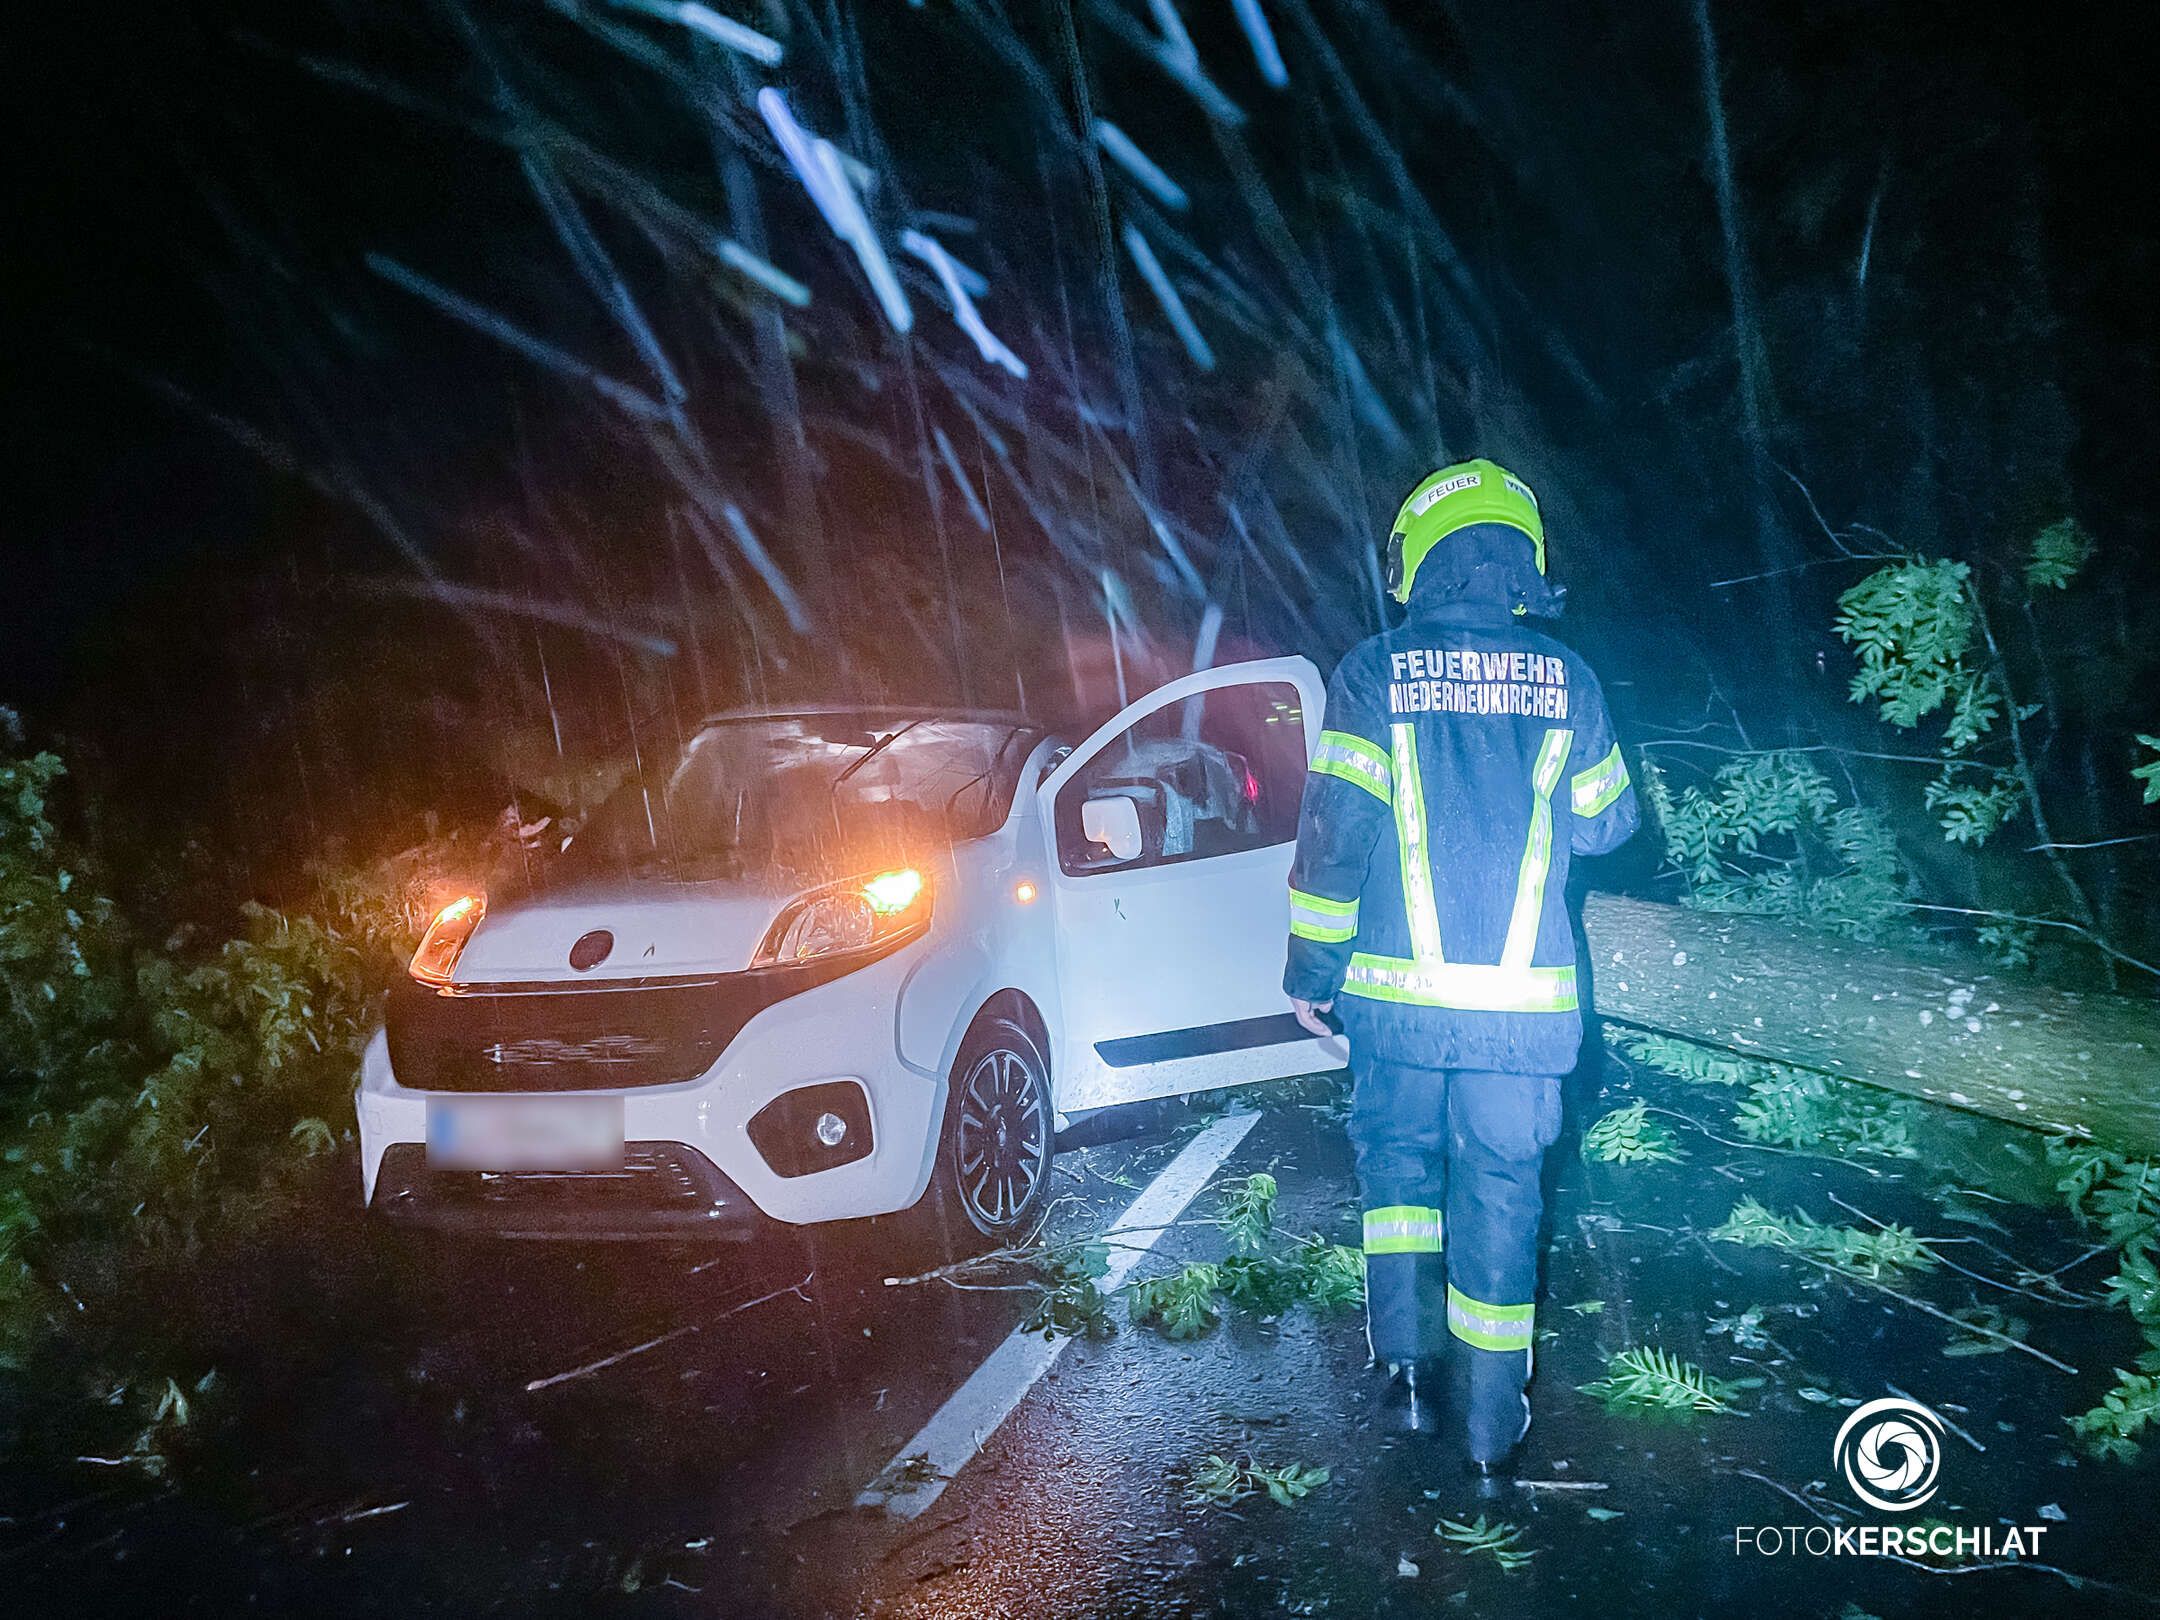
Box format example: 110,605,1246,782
1081,795,1143,862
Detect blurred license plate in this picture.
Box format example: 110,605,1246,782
427,1096,624,1171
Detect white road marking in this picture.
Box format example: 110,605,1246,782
856,1108,1263,1519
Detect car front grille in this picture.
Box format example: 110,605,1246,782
385,956,864,1093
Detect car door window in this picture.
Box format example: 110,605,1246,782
1053,681,1306,876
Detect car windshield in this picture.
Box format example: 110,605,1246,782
560,714,1038,883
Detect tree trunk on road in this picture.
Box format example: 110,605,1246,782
1580,894,2160,1153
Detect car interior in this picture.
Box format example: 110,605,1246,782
1061,733,1267,874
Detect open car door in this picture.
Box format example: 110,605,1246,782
1038,655,1349,1114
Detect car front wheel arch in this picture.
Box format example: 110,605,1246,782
969,989,1049,1079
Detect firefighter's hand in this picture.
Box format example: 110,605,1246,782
1290,996,1335,1038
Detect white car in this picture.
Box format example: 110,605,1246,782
357,656,1344,1244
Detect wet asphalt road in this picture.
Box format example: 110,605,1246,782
7,1054,2158,1617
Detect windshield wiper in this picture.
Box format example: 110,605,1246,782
941,725,1027,827
827,718,927,826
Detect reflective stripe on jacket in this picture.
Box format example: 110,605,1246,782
1284,600,1638,1075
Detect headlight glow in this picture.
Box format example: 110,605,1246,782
755,867,931,968
862,867,925,915
409,893,485,987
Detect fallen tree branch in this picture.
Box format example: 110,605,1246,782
524,1327,693,1394
1883,1383,1984,1453
523,1271,813,1393
1640,1103,1884,1177
1898,904,2158,982
1826,1193,2099,1309
881,1218,1220,1290
1780,1248,2076,1375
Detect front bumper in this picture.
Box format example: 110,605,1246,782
370,1142,766,1240
357,940,946,1234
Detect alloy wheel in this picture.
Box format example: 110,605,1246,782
954,1044,1048,1234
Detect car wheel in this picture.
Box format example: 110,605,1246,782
932,1014,1055,1249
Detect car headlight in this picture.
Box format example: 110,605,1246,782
409,894,485,987
755,867,931,968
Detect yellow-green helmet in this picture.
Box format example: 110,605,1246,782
1384,458,1546,603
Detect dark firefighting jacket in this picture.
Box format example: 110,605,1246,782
1284,528,1639,1076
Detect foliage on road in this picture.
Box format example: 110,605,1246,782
1128,1262,1225,1340
1182,1454,1329,1510
1612,1028,1920,1160
0,720,459,1473
1577,1346,1750,1417
1127,1173,1362,1340
1709,1196,1936,1280
1582,1100,1686,1165
1220,1171,1280,1252
1591,1051,2160,1461
1436,1514,1536,1572
2049,1134,2160,1458
1016,1239,1116,1341
957,1171,1363,1343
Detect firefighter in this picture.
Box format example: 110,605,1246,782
1284,459,1638,1476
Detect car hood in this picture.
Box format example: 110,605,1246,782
451,878,790,984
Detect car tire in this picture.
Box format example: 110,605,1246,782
920,1013,1056,1256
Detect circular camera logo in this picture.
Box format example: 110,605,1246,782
1834,1397,1945,1512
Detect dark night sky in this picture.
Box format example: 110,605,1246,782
10,0,2159,715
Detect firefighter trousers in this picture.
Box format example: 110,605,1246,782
1349,1060,1563,1461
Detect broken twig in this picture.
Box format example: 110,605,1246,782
1883,1383,1984,1453
524,1271,814,1392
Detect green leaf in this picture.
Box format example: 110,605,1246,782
1834,559,1979,733
1128,1263,1223,1339
2136,736,2160,806
1708,1306,1770,1350
2069,1370,2160,1463
1634,748,1910,936
2102,1243,2160,1327
1219,1172,1278,1253
1616,1031,1753,1086
1728,1065,1920,1161
1184,1454,1329,1510
1288,1238,1367,1313
1924,768,2022,846
1976,918,2038,969
1184,1455,1244,1504
1438,1514,1536,1571
1577,1346,1744,1416
1708,1196,1935,1279
2024,518,2095,591
1018,1241,1114,1340
1582,1100,1686,1165
1943,1304,2028,1357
